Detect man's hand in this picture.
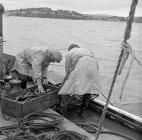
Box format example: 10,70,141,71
36,79,45,95
38,85,45,95
2,65,7,76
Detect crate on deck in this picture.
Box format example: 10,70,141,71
47,71,64,86
1,86,59,118
1,71,64,118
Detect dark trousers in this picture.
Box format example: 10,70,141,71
11,70,33,89
59,93,91,115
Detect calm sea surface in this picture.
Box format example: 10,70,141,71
3,16,142,117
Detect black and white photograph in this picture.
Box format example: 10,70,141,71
0,0,142,139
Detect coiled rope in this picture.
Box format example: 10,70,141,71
52,130,89,140
95,0,138,140
19,112,64,127
0,112,64,140
0,112,89,140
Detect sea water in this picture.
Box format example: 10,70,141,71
3,16,142,118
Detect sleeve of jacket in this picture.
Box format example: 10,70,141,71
31,52,43,82
65,53,72,75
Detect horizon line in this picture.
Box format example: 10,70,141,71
4,7,142,18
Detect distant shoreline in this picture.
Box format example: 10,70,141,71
5,8,142,23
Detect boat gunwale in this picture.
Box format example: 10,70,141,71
90,99,142,132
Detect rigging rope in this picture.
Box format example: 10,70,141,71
95,0,138,140
119,44,142,99
118,41,132,75
119,53,134,99
123,0,138,42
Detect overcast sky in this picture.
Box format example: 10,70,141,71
1,0,142,17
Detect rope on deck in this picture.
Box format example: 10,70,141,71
95,0,139,140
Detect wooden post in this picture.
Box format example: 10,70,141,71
0,4,4,80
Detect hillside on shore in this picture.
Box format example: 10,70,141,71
5,8,142,23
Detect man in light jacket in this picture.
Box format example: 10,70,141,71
58,44,101,115
12,47,62,94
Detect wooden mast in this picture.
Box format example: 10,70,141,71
0,4,4,80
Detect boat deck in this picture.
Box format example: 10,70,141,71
0,71,141,140
65,108,142,140
0,107,141,140
0,108,95,140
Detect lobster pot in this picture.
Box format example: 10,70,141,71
1,71,64,118
1,86,59,118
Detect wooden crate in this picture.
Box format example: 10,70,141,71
1,86,59,118
47,71,64,85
